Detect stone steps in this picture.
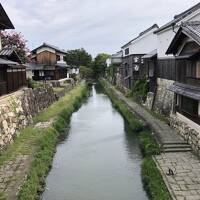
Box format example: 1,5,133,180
161,143,192,153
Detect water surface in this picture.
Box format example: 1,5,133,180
41,85,148,200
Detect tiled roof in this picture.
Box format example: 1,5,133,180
0,48,14,56
32,42,67,54
142,49,157,59
155,2,200,34
121,24,159,48
166,21,200,54
182,21,200,44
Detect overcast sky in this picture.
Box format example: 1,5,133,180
1,0,200,57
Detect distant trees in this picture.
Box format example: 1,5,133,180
0,31,29,63
91,53,110,78
79,66,93,79
65,49,109,79
65,48,92,67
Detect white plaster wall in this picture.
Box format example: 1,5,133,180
157,9,200,58
157,29,177,58
57,52,66,63
122,27,158,56
129,31,158,54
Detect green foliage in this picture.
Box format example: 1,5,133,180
132,78,149,103
92,53,110,78
99,79,143,132
100,79,171,200
106,64,118,84
27,78,42,89
79,66,94,79
139,131,160,156
18,84,88,199
0,192,7,200
0,84,88,199
53,87,65,94
142,158,171,200
65,48,92,67
34,84,88,123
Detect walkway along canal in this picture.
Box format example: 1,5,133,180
41,85,148,200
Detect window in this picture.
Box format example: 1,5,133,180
39,71,44,76
134,65,139,71
181,96,198,117
56,55,60,61
196,61,200,78
186,61,200,78
134,57,139,63
125,48,129,55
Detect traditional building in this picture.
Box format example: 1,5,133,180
28,43,69,80
164,21,200,151
120,24,159,89
0,4,26,96
166,22,200,127
153,2,200,115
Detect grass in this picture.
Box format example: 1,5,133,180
142,158,171,200
34,84,87,122
99,79,171,200
0,83,89,200
53,87,65,94
0,127,43,166
18,84,88,200
0,192,7,200
138,131,160,157
100,80,143,132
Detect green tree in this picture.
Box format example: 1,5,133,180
0,31,29,63
92,53,110,78
79,66,93,79
65,48,92,67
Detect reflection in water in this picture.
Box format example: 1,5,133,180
41,85,148,200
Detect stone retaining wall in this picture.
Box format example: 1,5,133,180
153,78,175,115
170,115,200,154
0,85,56,150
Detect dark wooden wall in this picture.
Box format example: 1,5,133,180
157,59,176,80
7,68,26,93
121,54,146,89
36,51,57,65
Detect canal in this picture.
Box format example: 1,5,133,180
41,85,148,200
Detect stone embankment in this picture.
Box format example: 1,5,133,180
0,85,57,150
104,80,200,200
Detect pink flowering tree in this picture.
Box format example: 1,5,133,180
0,31,30,63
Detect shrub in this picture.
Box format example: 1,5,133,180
132,78,148,103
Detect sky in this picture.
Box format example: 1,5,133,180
1,0,200,57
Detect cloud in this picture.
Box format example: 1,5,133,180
1,0,200,56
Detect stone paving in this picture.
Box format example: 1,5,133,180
0,154,32,200
104,80,200,199
111,84,185,145
154,152,200,200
